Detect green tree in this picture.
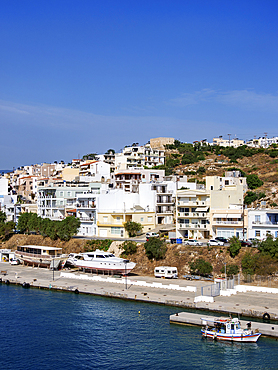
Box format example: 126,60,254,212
123,221,142,237
241,252,257,275
57,216,81,241
220,264,239,276
246,174,264,189
228,236,242,257
190,258,213,276
258,235,278,259
0,211,7,224
121,240,138,256
17,212,32,233
144,238,167,260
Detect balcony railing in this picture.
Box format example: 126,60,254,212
179,224,207,229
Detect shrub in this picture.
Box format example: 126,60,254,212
228,236,241,258
190,258,213,276
85,239,112,252
121,240,137,256
144,238,167,260
220,264,239,276
246,174,264,189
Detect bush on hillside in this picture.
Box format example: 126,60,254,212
144,238,167,260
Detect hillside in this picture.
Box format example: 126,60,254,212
1,234,268,279
164,145,278,208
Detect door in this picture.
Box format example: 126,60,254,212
99,229,108,237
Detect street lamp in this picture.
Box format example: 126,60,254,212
52,255,55,281
124,260,128,289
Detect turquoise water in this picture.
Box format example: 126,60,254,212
0,284,277,370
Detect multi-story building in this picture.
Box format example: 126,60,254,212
247,209,278,240
37,182,102,237
111,169,165,193
176,174,246,240
211,136,245,148
97,186,156,238
245,136,278,148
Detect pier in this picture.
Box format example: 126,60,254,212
2,262,278,328
170,312,278,338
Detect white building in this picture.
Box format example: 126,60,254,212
247,209,278,240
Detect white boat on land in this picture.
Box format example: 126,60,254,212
15,245,67,269
201,317,261,342
66,249,136,275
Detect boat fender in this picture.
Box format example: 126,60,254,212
74,289,79,294
5,280,10,285
263,312,270,321
0,278,2,283
22,282,30,288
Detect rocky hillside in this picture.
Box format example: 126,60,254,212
2,234,262,278
167,150,278,208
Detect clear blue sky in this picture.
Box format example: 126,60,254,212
1,0,278,168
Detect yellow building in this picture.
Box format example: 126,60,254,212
97,209,156,238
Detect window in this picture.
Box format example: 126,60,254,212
225,180,229,185
111,227,121,235
141,217,144,222
255,230,260,237
148,216,152,222
103,216,108,223
255,215,260,222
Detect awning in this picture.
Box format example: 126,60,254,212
226,214,242,219
213,213,241,218
195,207,209,212
213,214,227,218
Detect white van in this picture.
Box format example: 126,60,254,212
154,266,178,279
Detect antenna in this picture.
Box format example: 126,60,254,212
227,134,231,146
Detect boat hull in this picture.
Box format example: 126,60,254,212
201,329,261,342
74,260,136,275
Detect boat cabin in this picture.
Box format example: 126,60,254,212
154,266,178,279
17,245,62,257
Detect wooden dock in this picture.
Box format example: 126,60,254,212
170,312,278,338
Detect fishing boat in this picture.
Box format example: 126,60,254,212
66,249,136,275
201,317,261,342
15,245,67,269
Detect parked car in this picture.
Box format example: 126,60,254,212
184,239,203,246
146,232,159,238
240,240,252,247
215,236,228,243
208,239,224,246
10,258,20,265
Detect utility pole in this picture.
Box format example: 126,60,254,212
227,134,231,147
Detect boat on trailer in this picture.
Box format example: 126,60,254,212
66,249,136,275
201,317,261,342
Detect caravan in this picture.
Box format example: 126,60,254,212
154,266,178,279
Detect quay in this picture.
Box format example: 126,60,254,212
170,312,278,338
2,262,278,326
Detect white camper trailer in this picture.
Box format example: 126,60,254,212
154,266,178,279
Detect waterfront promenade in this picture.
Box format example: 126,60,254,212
2,262,278,320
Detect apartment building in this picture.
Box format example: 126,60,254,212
97,187,156,238
245,136,278,148
176,174,246,240
111,169,165,193
247,209,278,240
211,137,245,148
37,182,102,237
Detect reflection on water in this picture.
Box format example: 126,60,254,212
0,284,277,370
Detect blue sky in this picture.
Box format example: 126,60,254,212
1,0,278,168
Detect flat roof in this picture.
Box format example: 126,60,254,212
18,245,62,251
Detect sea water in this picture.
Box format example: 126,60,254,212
0,284,277,370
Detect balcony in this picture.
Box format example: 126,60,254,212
178,212,209,218
252,221,278,227
178,223,207,230
213,220,243,225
